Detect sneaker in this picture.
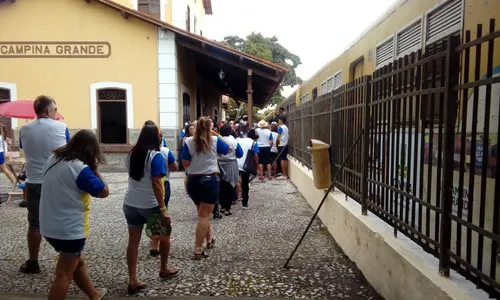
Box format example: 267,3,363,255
213,213,223,219
242,205,249,210
19,260,41,274
19,200,28,208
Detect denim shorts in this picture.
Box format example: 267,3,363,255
186,175,219,205
45,237,86,256
123,204,161,228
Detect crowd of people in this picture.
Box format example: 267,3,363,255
9,95,289,299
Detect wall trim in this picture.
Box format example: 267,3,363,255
89,82,134,129
0,82,17,129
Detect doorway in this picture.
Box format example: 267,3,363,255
97,88,127,144
182,92,191,124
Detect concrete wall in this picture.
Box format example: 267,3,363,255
288,157,490,300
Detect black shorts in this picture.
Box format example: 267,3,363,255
278,145,289,161
258,147,271,165
26,183,42,230
45,237,86,256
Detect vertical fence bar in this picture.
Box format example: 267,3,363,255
478,19,495,275
456,30,471,260
439,35,460,277
467,24,482,265
361,76,371,215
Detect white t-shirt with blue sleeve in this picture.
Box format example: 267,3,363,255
256,128,273,148
236,137,260,171
160,147,176,178
218,135,244,161
39,155,105,240
278,124,289,146
124,151,167,209
181,136,229,175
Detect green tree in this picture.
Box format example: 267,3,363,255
220,33,302,107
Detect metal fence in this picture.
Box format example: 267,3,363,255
282,20,500,297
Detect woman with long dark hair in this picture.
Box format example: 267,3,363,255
39,130,109,300
123,125,178,294
181,116,231,259
218,124,244,216
143,121,179,257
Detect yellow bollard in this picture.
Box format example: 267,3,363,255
307,139,332,190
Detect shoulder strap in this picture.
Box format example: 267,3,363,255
43,157,64,176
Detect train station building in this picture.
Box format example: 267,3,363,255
0,0,286,159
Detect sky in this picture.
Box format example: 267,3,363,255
205,0,399,99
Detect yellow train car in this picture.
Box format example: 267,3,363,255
289,0,500,107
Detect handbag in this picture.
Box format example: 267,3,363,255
243,141,257,175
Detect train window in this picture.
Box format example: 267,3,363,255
320,82,327,95
333,71,342,90
425,0,463,45
375,37,394,69
396,17,423,57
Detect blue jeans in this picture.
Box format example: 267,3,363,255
187,175,219,205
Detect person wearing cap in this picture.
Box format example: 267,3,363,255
255,120,274,181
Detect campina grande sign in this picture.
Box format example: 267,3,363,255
0,42,111,58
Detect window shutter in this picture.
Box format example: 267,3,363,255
376,38,394,68
327,77,335,92
321,82,327,95
397,20,422,56
334,72,342,89
426,0,462,43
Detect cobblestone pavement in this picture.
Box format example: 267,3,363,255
0,172,383,299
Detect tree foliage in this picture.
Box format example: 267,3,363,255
220,33,302,108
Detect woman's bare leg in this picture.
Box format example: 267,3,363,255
72,256,104,300
195,203,214,253
0,164,15,184
126,227,146,288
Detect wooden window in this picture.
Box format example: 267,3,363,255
182,92,191,124
0,89,11,137
312,88,318,100
186,5,191,32
97,88,128,144
138,0,160,19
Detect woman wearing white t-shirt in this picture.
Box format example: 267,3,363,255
218,124,243,215
236,129,260,208
181,117,231,259
123,125,178,294
255,120,274,181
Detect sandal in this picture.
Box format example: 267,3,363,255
268,176,273,180
149,249,160,257
193,250,209,260
159,267,180,278
95,288,108,300
207,237,216,249
224,210,232,216
127,283,147,295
